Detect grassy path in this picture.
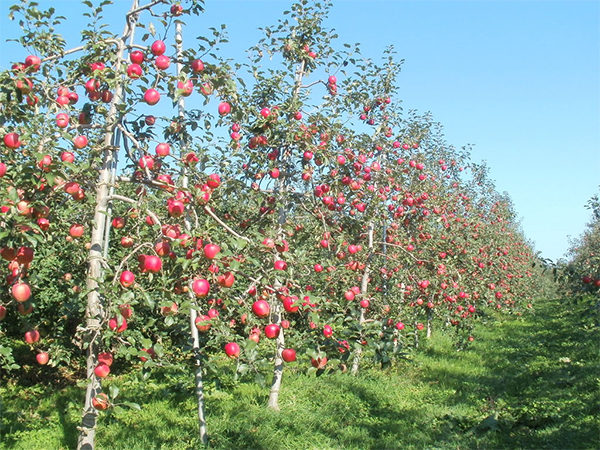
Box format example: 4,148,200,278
1,296,598,449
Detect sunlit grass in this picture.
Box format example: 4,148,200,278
1,296,598,449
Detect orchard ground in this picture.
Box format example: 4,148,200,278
2,294,597,449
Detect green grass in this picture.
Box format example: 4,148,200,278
1,296,599,449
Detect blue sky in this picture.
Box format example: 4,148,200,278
1,0,598,261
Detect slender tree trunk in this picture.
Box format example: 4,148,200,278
175,21,208,445
426,308,433,338
267,59,305,410
351,221,374,376
77,3,138,449
267,301,285,410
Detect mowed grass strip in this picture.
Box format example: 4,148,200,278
1,296,598,449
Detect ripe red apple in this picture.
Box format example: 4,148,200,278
155,142,170,157
98,352,113,366
155,55,171,70
127,63,143,78
283,296,299,313
119,304,133,319
203,243,220,259
145,115,155,126
195,315,211,332
274,260,287,271
73,135,88,149
139,154,155,169
56,112,70,128
323,325,333,338
3,132,21,149
395,322,405,330
170,3,183,15
151,40,166,56
61,151,75,163
252,300,270,318
191,58,204,72
69,223,84,238
24,329,40,344
144,88,160,105
264,323,280,339
92,393,110,410
224,342,240,359
119,270,135,288
108,316,127,332
112,216,126,229
192,278,210,297
282,348,296,362
217,271,235,288
129,51,144,65
94,363,110,378
11,282,31,302
138,254,162,273
36,352,49,365
206,173,221,189
25,55,41,71
218,102,231,116
0,305,6,321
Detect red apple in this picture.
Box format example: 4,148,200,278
25,55,41,71
151,40,166,56
112,216,126,229
191,59,204,72
155,142,170,157
192,278,210,297
130,51,144,64
108,316,127,332
274,260,287,271
24,329,40,344
144,88,160,105
203,243,220,259
94,363,110,378
264,323,280,339
323,325,333,338
283,296,299,313
73,135,88,149
217,271,235,288
119,304,133,319
160,302,178,316
206,173,221,189
61,151,75,163
11,282,31,302
224,342,240,358
218,102,231,116
127,63,143,78
36,352,49,365
92,393,110,410
69,223,84,238
138,254,162,273
0,305,6,320
98,352,113,366
3,132,21,149
119,270,135,288
252,300,270,318
155,55,170,70
282,348,296,362
195,315,211,332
